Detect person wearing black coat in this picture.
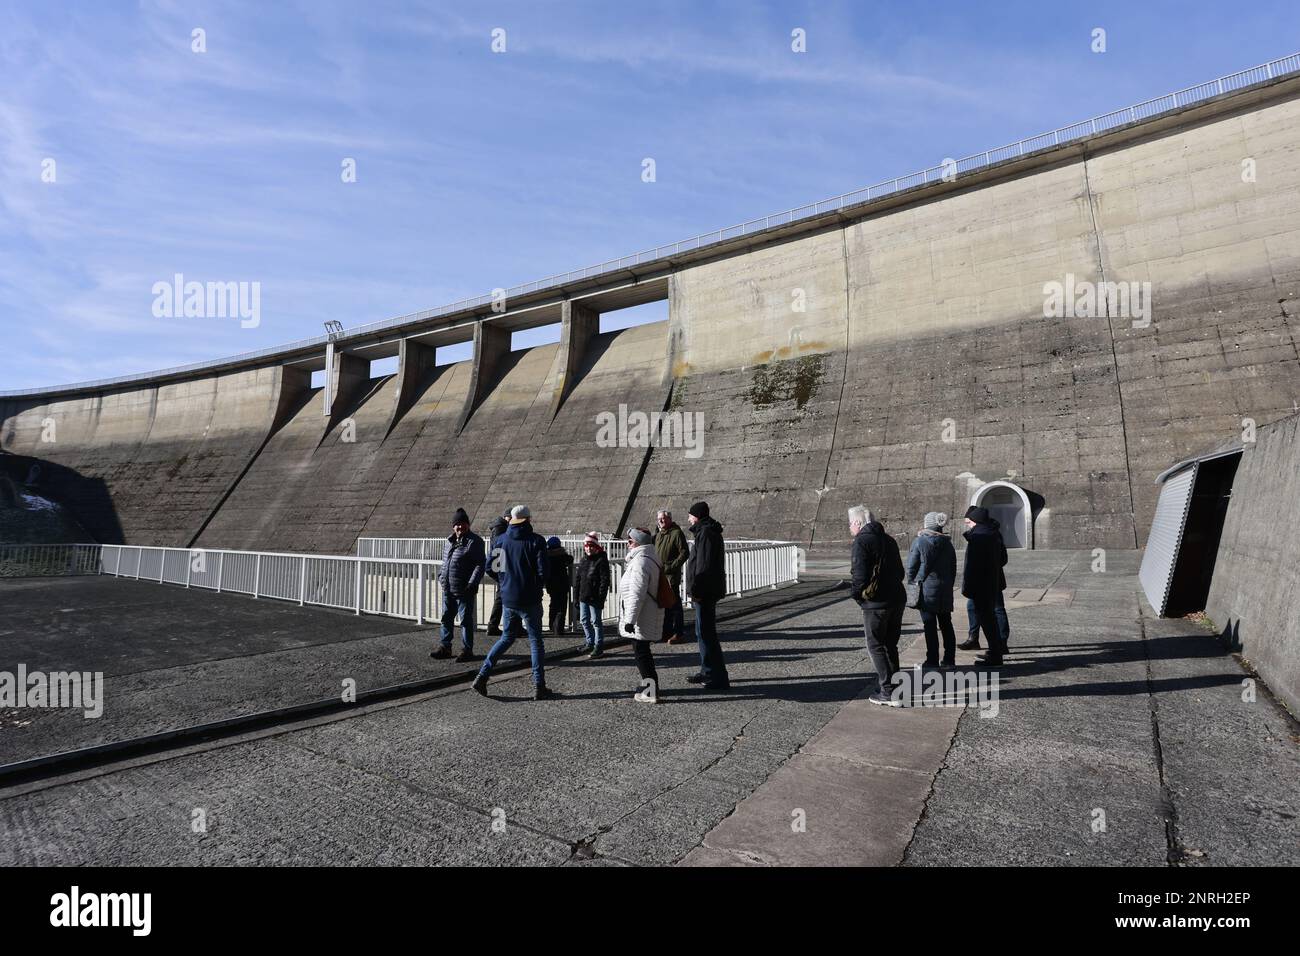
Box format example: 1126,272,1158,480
574,532,611,658
544,536,575,634
849,505,906,705
484,514,517,639
959,517,1011,652
432,508,486,662
961,505,1009,666
684,501,730,690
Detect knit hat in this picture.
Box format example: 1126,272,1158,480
627,527,654,546
452,507,470,526
509,504,531,524
584,531,600,545
688,501,710,520
546,536,562,549
965,505,990,524
924,511,948,531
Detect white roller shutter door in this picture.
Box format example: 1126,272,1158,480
1139,464,1197,617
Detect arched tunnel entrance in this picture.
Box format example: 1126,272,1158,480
971,480,1037,549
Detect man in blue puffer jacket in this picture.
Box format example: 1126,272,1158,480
472,505,555,700
432,507,486,662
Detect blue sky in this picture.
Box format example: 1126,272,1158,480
0,0,1295,389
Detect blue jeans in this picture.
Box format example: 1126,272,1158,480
480,603,546,686
694,599,729,684
579,601,604,651
439,591,476,652
966,594,1010,649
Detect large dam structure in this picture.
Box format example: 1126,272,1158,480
4,59,1300,555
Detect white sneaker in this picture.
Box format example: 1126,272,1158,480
633,687,658,704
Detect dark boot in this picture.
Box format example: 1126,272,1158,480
430,646,453,660
455,650,478,663
471,674,489,696
957,638,980,651
534,684,557,701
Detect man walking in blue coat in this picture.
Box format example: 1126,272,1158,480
472,505,555,700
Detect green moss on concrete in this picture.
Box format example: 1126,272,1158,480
747,354,825,410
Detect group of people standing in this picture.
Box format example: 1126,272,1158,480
431,501,732,702
850,504,1012,707
433,498,1012,708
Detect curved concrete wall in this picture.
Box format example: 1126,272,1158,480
631,88,1300,550
0,367,294,545
1205,412,1300,716
6,81,1300,553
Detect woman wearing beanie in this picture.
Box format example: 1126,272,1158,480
575,532,611,659
905,511,958,666
619,527,665,703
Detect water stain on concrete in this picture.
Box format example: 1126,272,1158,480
747,354,825,410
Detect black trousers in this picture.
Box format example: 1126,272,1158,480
632,640,658,684
920,610,956,664
862,605,904,686
547,592,568,633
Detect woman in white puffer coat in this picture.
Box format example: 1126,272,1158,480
619,527,665,703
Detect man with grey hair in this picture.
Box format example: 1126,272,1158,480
849,505,906,706
654,508,689,643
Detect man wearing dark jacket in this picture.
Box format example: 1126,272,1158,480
433,508,486,662
473,505,555,700
961,505,1009,666
485,514,511,637
959,517,1011,652
544,536,575,634
684,501,730,690
849,505,906,706
654,509,689,643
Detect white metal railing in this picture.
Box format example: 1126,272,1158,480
357,535,795,563
357,534,629,561
0,543,102,577
353,537,799,608
98,540,798,621
95,543,633,627
3,539,797,627
5,51,1296,400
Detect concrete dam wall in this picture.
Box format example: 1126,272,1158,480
4,74,1300,553
1206,411,1300,716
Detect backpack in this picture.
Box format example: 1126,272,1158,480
653,563,678,609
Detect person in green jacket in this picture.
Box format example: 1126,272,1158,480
654,509,689,643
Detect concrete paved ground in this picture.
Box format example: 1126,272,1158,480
0,575,589,763
1,551,1296,866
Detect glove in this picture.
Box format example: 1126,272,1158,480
622,622,635,635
